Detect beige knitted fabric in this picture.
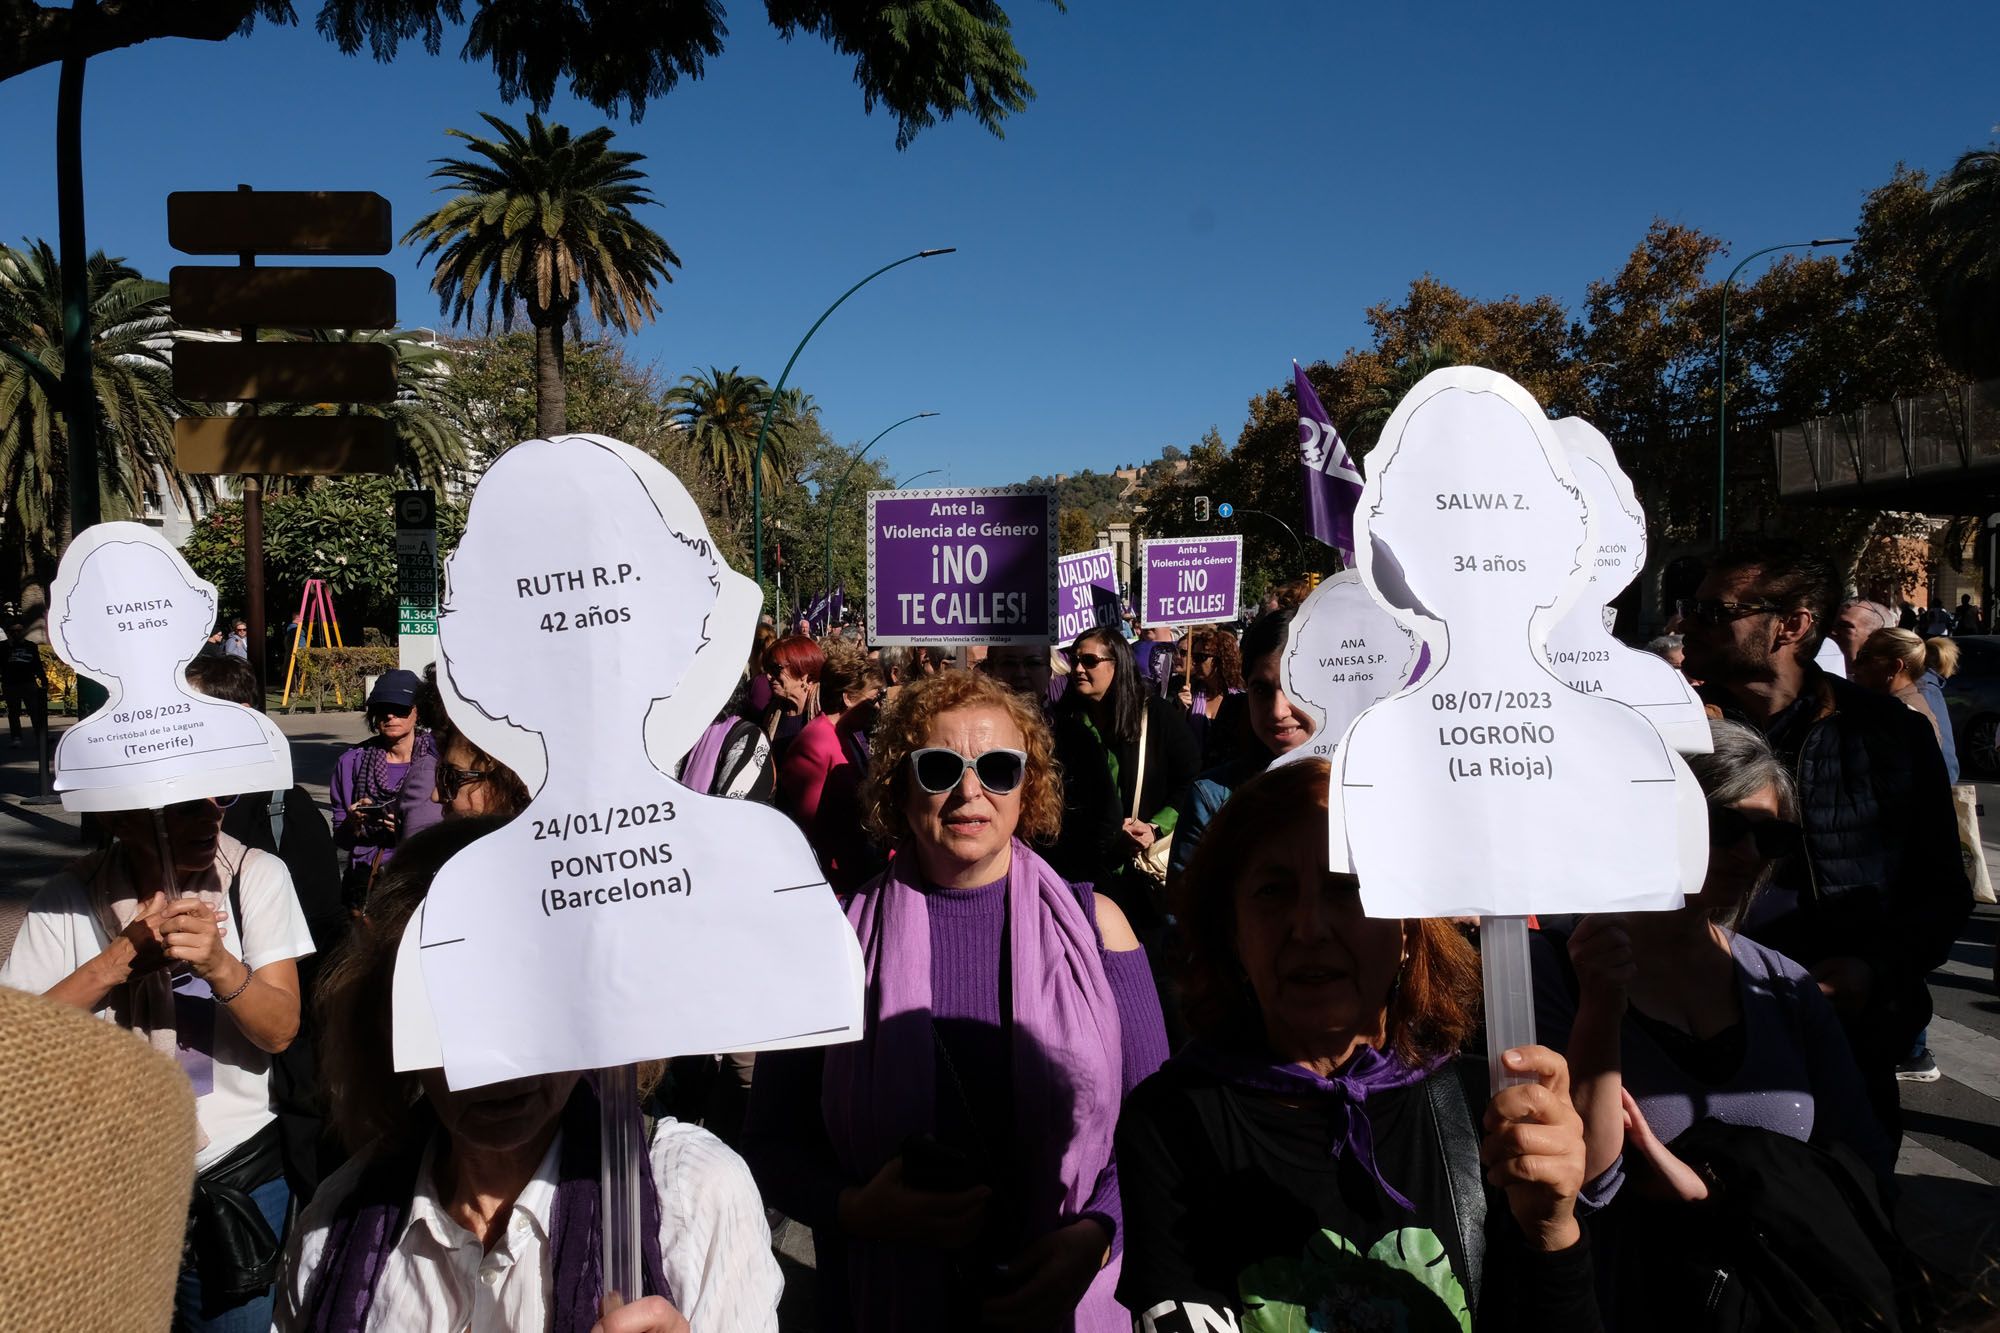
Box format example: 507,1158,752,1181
0,984,196,1332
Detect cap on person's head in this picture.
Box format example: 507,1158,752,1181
367,668,423,710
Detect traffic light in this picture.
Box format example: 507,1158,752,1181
1195,495,1210,522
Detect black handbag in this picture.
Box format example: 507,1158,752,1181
186,1120,287,1303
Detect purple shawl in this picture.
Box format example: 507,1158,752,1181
300,1078,671,1333
678,717,738,795
1174,1040,1443,1212
823,840,1126,1332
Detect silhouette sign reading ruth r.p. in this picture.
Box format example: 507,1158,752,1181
397,435,863,1090
1335,369,1701,920
1540,417,1712,756
48,522,290,811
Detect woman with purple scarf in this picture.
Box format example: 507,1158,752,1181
743,670,1170,1331
329,670,443,908
275,819,782,1332
1116,759,1603,1331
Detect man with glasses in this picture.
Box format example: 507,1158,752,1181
1681,538,1969,1139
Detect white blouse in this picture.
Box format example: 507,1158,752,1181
274,1118,781,1332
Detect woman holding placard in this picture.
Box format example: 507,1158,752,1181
280,818,781,1332
1050,627,1199,916
0,793,315,1331
742,669,1170,1332
1117,758,1600,1330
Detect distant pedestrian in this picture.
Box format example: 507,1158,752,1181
3,619,48,747
1952,594,1985,636
224,619,249,660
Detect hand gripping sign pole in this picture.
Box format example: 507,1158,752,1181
391,434,864,1307
1330,370,1706,1091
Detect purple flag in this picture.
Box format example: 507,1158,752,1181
1296,361,1365,561
803,591,830,634
829,584,845,630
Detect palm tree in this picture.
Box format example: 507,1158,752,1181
0,240,205,585
1350,341,1462,450
1931,146,2000,381
403,112,680,437
254,329,470,495
664,366,808,532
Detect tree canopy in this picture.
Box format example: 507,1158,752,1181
1,1,1054,147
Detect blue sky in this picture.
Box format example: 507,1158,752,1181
1,1,1993,489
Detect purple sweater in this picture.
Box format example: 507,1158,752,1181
1531,926,1893,1190
743,875,1170,1331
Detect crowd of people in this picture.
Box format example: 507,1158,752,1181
0,535,1987,1331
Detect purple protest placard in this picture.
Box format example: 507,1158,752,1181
867,486,1057,646
1056,548,1123,644
1141,536,1242,628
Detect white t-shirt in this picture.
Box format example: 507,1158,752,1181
0,833,315,1169
274,1117,783,1332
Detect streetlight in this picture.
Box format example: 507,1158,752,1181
824,412,938,593
1237,508,1306,564
751,248,957,594
1716,236,1853,542
896,468,943,488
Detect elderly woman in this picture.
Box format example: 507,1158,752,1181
1050,627,1200,920
1117,759,1597,1330
1537,719,1892,1187
778,642,882,831
760,633,823,759
329,668,442,906
1,791,315,1330
277,818,781,1332
742,670,1170,1332
1851,628,1955,751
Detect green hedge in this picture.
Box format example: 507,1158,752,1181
281,646,401,712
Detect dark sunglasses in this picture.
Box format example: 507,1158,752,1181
437,763,490,802
1676,597,1788,627
1072,652,1113,670
1707,805,1803,860
909,747,1029,795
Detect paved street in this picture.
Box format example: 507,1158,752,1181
0,712,1995,1310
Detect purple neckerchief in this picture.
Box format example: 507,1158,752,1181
1174,1040,1443,1213
301,1076,672,1333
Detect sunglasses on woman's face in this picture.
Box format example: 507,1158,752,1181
1072,652,1112,671
437,763,490,802
166,793,238,814
909,747,1029,796
1707,804,1803,860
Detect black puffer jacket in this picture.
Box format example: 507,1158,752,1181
1703,668,1971,1059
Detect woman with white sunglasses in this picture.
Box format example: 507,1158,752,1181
743,669,1169,1332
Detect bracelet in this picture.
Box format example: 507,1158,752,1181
214,968,254,1005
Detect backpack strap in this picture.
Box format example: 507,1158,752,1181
1425,1059,1487,1324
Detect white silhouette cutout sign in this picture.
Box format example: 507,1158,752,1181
1273,570,1425,770
1540,418,1712,756
47,522,291,812
393,435,863,1089
1334,369,1704,920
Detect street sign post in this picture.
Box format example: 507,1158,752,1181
396,489,440,672
170,185,398,703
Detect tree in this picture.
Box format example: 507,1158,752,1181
1057,507,1098,554
404,112,679,437
664,366,807,534
2,2,1051,148
0,240,205,588
181,475,467,633
1930,146,2000,380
